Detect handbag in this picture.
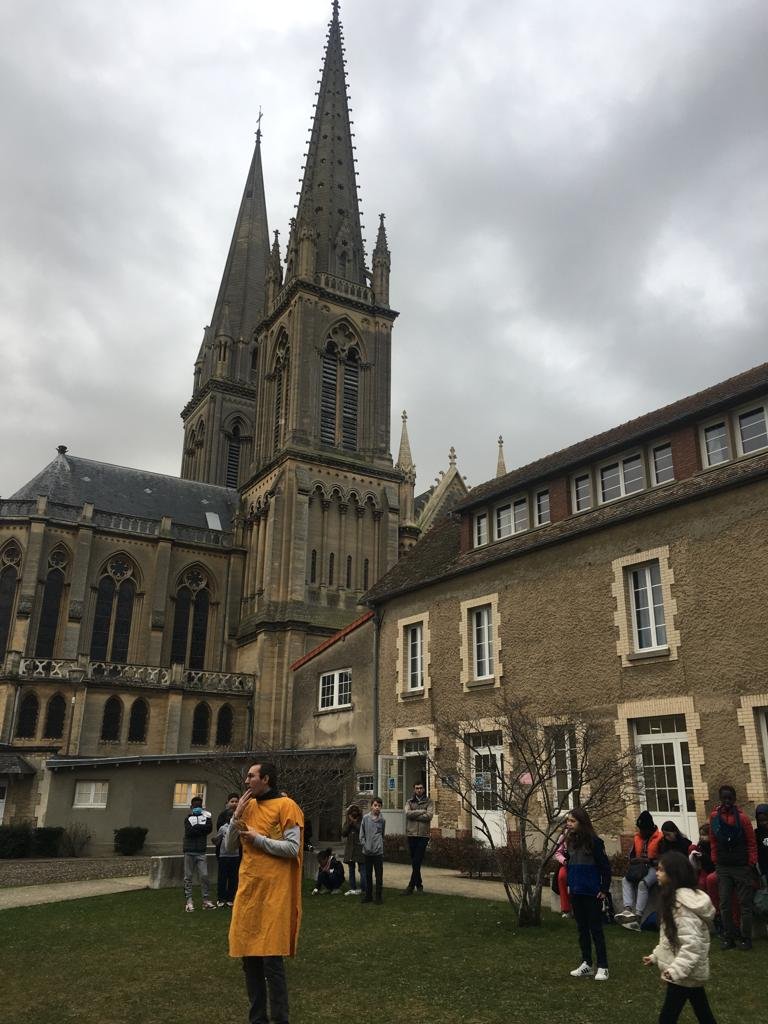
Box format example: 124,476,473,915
625,839,650,883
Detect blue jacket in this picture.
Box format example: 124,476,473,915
566,836,612,896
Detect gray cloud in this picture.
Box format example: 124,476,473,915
1,0,766,495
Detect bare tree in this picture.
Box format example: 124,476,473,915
430,694,640,927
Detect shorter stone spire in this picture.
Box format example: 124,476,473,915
396,410,415,474
449,446,457,468
372,213,391,307
496,435,507,477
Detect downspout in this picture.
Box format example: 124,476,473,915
7,682,21,744
372,607,383,794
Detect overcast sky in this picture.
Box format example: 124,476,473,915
1,0,766,498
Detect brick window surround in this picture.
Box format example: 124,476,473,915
737,693,768,804
611,546,681,667
459,593,503,691
396,612,431,702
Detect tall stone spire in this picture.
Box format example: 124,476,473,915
496,435,507,477
396,410,415,474
290,0,366,285
208,127,270,347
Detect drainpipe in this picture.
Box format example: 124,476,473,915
372,607,383,794
7,682,21,744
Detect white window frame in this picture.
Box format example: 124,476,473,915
535,489,550,526
318,668,352,710
650,442,675,486
356,773,375,795
405,622,424,691
474,512,488,547
73,780,109,809
460,594,503,690
513,497,529,533
472,604,494,680
734,400,768,457
572,472,592,512
632,715,697,834
597,451,645,504
494,496,528,540
173,781,207,808
549,725,577,812
700,417,731,468
629,561,668,652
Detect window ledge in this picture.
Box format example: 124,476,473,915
627,647,670,663
466,677,496,690
314,703,354,717
400,688,426,701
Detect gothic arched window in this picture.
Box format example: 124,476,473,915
320,343,338,445
363,558,370,591
215,704,233,746
35,548,69,659
319,332,360,451
127,698,149,743
100,696,122,742
0,541,22,660
273,342,290,453
171,568,210,671
191,702,211,746
328,552,335,587
15,692,39,739
89,557,137,664
250,349,258,383
43,693,67,739
310,549,317,585
226,422,241,488
341,347,359,451
346,555,352,589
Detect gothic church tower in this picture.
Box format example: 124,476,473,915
181,3,400,744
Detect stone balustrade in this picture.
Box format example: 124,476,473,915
14,657,254,694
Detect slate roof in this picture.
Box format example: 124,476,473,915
10,451,239,531
0,753,37,775
365,448,768,605
460,360,768,511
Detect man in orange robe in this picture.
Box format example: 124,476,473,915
225,762,304,1024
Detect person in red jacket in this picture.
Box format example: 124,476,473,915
709,784,758,951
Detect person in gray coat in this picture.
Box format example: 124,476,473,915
359,798,385,904
403,783,434,894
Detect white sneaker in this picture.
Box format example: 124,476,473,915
184,900,194,913
614,909,637,922
344,889,357,896
561,911,573,919
594,968,609,982
311,888,319,895
570,962,594,978
622,921,641,932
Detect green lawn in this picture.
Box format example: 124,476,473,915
2,884,764,1024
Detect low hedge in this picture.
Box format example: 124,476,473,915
383,833,546,880
114,827,148,856
0,824,65,859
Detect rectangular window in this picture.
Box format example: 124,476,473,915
513,498,528,533
535,490,550,526
406,623,424,690
495,503,512,540
474,512,488,547
629,561,667,650
704,422,729,466
356,774,374,794
173,782,207,808
73,781,109,809
472,605,494,679
550,726,578,811
651,444,674,485
633,716,695,818
737,406,768,455
318,669,352,710
599,453,644,503
573,473,592,512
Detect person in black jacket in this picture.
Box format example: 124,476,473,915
312,848,345,894
659,821,694,857
183,795,214,912
755,804,768,883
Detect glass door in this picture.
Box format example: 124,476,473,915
634,715,698,839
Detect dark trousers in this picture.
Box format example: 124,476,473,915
716,864,754,940
217,856,240,903
658,983,717,1024
407,836,429,889
242,956,289,1024
363,854,383,901
570,893,608,969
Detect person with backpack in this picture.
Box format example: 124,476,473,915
616,810,663,929
710,784,758,950
642,850,717,1023
564,807,612,982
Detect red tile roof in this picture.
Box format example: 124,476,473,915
289,610,374,671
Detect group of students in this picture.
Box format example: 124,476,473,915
312,797,387,903
182,791,242,912
555,786,768,1024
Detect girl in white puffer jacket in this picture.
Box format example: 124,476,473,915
643,850,718,1024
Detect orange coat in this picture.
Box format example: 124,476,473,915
228,795,304,958
631,828,663,863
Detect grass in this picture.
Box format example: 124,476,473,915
2,883,765,1024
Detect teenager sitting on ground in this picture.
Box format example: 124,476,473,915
617,810,663,930
643,850,718,1024
312,848,345,895
659,821,695,857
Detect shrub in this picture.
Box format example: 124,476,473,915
31,827,65,858
113,826,148,856
0,823,33,859
60,823,92,858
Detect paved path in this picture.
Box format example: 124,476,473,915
0,875,147,911
0,863,516,912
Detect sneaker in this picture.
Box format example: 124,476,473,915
720,937,736,951
569,962,594,978
594,968,609,982
216,901,225,908
344,889,358,896
184,900,194,913
738,938,753,951
202,901,216,910
622,921,641,932
226,901,234,907
311,888,319,895
614,909,637,923
561,911,573,919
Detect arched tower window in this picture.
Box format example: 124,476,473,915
171,568,211,671
15,692,39,739
191,702,211,746
310,549,317,585
215,704,234,746
0,541,22,660
226,422,241,488
341,347,359,451
363,558,370,591
346,555,352,589
100,696,122,742
273,341,290,454
319,327,361,451
89,557,137,664
320,343,338,445
250,349,258,383
328,552,335,586
127,698,149,743
35,547,69,659
43,693,67,739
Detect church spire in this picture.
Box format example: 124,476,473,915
496,435,507,477
208,126,270,347
396,410,415,474
290,0,366,285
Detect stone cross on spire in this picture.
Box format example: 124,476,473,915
496,435,507,477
